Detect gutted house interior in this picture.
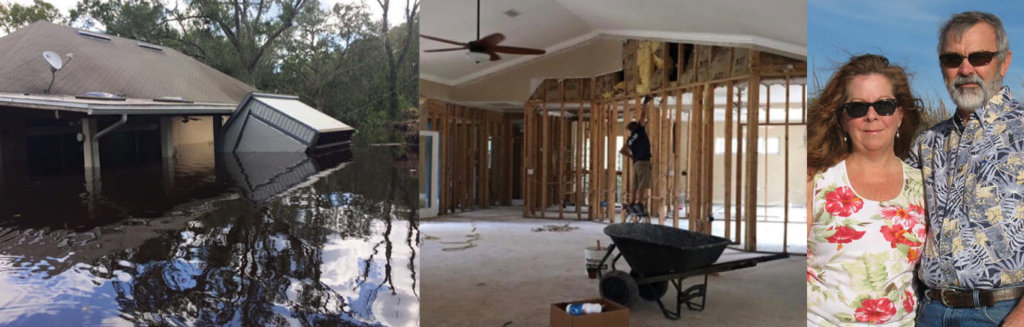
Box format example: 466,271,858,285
419,0,808,325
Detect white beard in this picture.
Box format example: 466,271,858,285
948,74,1002,110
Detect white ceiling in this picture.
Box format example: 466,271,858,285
420,0,807,87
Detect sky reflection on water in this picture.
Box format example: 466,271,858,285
0,143,418,326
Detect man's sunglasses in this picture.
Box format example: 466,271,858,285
841,99,899,118
939,51,1000,68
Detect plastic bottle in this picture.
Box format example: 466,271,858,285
567,303,602,316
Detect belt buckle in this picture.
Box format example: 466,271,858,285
941,288,955,307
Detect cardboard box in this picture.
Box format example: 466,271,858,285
551,298,629,327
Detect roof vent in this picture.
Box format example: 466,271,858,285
154,96,192,103
76,30,112,41
137,42,162,51
76,92,125,101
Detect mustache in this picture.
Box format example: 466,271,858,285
953,75,985,89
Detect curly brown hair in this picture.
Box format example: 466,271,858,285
807,54,921,176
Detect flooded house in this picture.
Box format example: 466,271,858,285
0,21,253,176
0,21,412,327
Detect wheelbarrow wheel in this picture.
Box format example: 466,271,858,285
632,271,669,301
600,270,639,307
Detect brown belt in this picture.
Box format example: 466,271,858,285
925,286,1024,308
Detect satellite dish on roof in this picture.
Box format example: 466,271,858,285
43,51,63,71
42,51,73,95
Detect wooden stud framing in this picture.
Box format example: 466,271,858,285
422,100,517,215
488,42,809,257
673,90,683,228
783,75,791,254
602,99,610,223
724,82,734,241
744,50,761,252
687,85,702,232
734,87,744,243
701,83,715,234
618,98,626,224
559,81,566,219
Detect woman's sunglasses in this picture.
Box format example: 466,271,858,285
841,99,899,118
939,51,1000,68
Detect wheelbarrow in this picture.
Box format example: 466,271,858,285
596,223,786,320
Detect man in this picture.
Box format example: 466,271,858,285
620,96,652,216
908,11,1024,326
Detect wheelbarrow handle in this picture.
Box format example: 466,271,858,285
596,243,620,279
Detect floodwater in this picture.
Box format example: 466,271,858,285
0,142,418,326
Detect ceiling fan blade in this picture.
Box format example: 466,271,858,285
487,51,501,61
424,47,467,52
478,33,505,46
491,45,546,55
420,34,466,46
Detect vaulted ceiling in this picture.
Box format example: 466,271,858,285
420,0,806,109
421,0,805,85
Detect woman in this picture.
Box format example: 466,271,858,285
807,54,924,326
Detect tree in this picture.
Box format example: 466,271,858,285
274,1,373,112
375,0,419,119
187,0,308,85
70,0,172,41
0,0,62,33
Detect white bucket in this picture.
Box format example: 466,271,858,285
584,246,609,278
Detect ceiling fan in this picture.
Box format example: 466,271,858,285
421,0,546,63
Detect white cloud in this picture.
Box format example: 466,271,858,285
8,0,79,15
328,0,414,27
7,0,412,27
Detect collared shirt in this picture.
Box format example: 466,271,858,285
906,86,1024,290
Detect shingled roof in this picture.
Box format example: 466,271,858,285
0,21,255,103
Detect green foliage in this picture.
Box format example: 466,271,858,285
1,0,418,144
840,252,890,293
69,0,174,42
0,0,62,33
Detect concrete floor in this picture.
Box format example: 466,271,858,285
421,207,805,326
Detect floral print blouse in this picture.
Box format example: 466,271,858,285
808,160,925,326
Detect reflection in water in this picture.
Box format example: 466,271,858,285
225,148,353,203
0,143,418,326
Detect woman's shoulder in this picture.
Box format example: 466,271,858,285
812,160,847,188
900,160,921,172
900,161,923,182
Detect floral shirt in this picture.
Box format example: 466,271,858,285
906,86,1024,290
808,160,925,326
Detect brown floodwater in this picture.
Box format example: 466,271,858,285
0,142,418,326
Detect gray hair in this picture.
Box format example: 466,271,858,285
938,11,1009,58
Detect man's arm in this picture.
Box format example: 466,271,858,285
639,95,652,125
620,144,632,158
904,131,923,169
1003,300,1024,326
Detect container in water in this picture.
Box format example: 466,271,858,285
567,303,602,316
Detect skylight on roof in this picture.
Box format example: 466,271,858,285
76,92,125,101
76,30,111,41
154,96,192,103
137,42,162,51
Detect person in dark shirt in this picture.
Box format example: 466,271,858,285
620,96,652,216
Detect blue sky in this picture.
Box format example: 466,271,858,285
809,0,1024,115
